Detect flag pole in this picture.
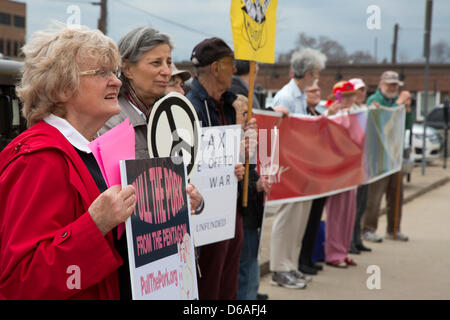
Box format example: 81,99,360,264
242,60,256,207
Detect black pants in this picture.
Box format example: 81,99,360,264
351,184,369,248
298,197,326,267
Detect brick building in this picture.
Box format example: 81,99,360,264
0,0,26,61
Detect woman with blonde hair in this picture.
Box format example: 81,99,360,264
0,24,136,299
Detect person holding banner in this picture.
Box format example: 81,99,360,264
348,78,372,255
230,92,270,300
0,24,137,299
323,81,361,268
100,26,205,299
186,37,252,300
297,80,328,275
362,71,412,243
269,48,327,288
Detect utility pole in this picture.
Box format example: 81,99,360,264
92,0,107,35
374,36,378,63
392,23,399,64
422,0,433,175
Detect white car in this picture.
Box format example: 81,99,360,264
405,124,443,162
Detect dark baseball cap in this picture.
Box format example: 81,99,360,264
191,37,234,67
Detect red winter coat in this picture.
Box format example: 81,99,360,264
0,121,122,299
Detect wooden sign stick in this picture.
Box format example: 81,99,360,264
242,60,256,207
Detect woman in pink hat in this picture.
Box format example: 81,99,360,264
323,81,359,268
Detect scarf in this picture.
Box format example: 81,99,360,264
122,78,152,119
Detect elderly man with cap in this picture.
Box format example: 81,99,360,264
186,37,256,300
361,71,412,243
269,48,327,289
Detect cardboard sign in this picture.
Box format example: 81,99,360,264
120,157,198,300
189,125,242,246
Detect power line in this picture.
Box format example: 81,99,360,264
114,0,220,39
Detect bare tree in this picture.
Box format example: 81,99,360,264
278,32,376,65
430,40,450,63
348,50,377,64
295,33,348,64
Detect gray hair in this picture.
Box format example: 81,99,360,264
118,26,173,64
290,48,327,79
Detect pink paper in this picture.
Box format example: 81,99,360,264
98,124,135,187
89,118,135,187
88,138,109,186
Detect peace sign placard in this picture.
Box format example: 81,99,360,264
147,92,202,178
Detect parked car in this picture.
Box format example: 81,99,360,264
405,123,443,162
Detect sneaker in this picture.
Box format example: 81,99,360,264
256,293,269,300
271,272,307,289
290,270,312,283
385,232,409,241
363,231,383,243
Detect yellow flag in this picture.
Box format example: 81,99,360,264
230,0,278,64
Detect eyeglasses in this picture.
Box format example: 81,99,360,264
80,67,121,79
218,57,237,73
306,88,321,94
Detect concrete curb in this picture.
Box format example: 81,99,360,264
259,176,450,277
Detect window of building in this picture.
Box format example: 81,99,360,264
6,40,11,57
13,15,25,28
0,39,4,54
13,41,18,57
0,12,11,26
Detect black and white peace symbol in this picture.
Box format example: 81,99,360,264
147,92,201,178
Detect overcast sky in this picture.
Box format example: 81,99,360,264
17,0,450,63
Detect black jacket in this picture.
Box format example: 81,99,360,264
230,75,261,110
186,77,237,127
238,165,265,229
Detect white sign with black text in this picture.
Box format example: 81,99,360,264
189,125,242,247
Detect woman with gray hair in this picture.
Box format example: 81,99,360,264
0,24,136,299
101,26,204,299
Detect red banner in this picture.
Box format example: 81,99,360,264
255,111,366,204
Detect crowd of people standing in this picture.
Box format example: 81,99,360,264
0,22,412,300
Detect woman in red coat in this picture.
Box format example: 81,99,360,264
0,24,136,299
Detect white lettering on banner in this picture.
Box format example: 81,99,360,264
195,218,227,233
258,128,280,171
268,165,290,184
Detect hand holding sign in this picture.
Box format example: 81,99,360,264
89,184,136,236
